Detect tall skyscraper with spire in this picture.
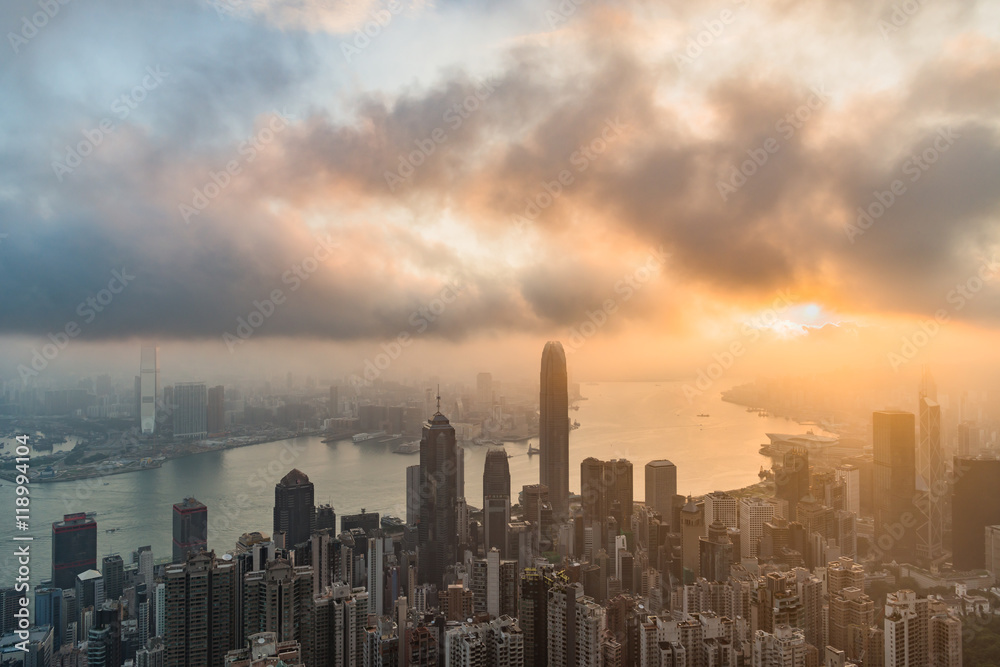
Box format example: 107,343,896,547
418,394,461,588
539,341,570,518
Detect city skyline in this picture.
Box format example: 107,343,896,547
3,0,1000,663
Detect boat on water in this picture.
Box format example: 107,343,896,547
380,515,405,529
353,431,386,443
697,413,710,418
527,444,540,456
571,420,580,430
392,441,420,455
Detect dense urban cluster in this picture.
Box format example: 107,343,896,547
3,343,1000,667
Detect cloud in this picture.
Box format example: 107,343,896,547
1,0,999,350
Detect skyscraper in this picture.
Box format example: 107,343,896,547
739,497,775,559
828,586,873,659
273,469,316,548
406,465,421,526
417,403,461,587
34,587,64,649
52,513,98,590
835,464,861,516
173,382,207,439
207,385,225,434
952,455,1000,570
341,509,380,535
316,503,336,532
172,497,208,563
680,498,705,575
520,568,561,667
873,410,917,560
917,371,944,564
645,460,677,528
703,491,738,533
699,520,734,583
140,346,159,435
101,555,124,602
580,458,634,526
882,589,963,667
751,625,817,667
547,581,605,667
986,525,1000,583
163,551,236,667
75,569,104,619
539,341,570,518
483,448,512,556
774,447,810,521
241,558,314,661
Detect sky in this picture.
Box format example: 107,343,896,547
1,0,999,387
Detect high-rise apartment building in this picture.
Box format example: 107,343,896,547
751,625,817,667
539,341,570,518
520,568,562,667
883,590,961,667
828,586,873,660
162,551,236,667
547,582,605,667
312,582,368,667
241,558,314,664
444,616,523,667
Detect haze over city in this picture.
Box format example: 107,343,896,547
2,0,1000,665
